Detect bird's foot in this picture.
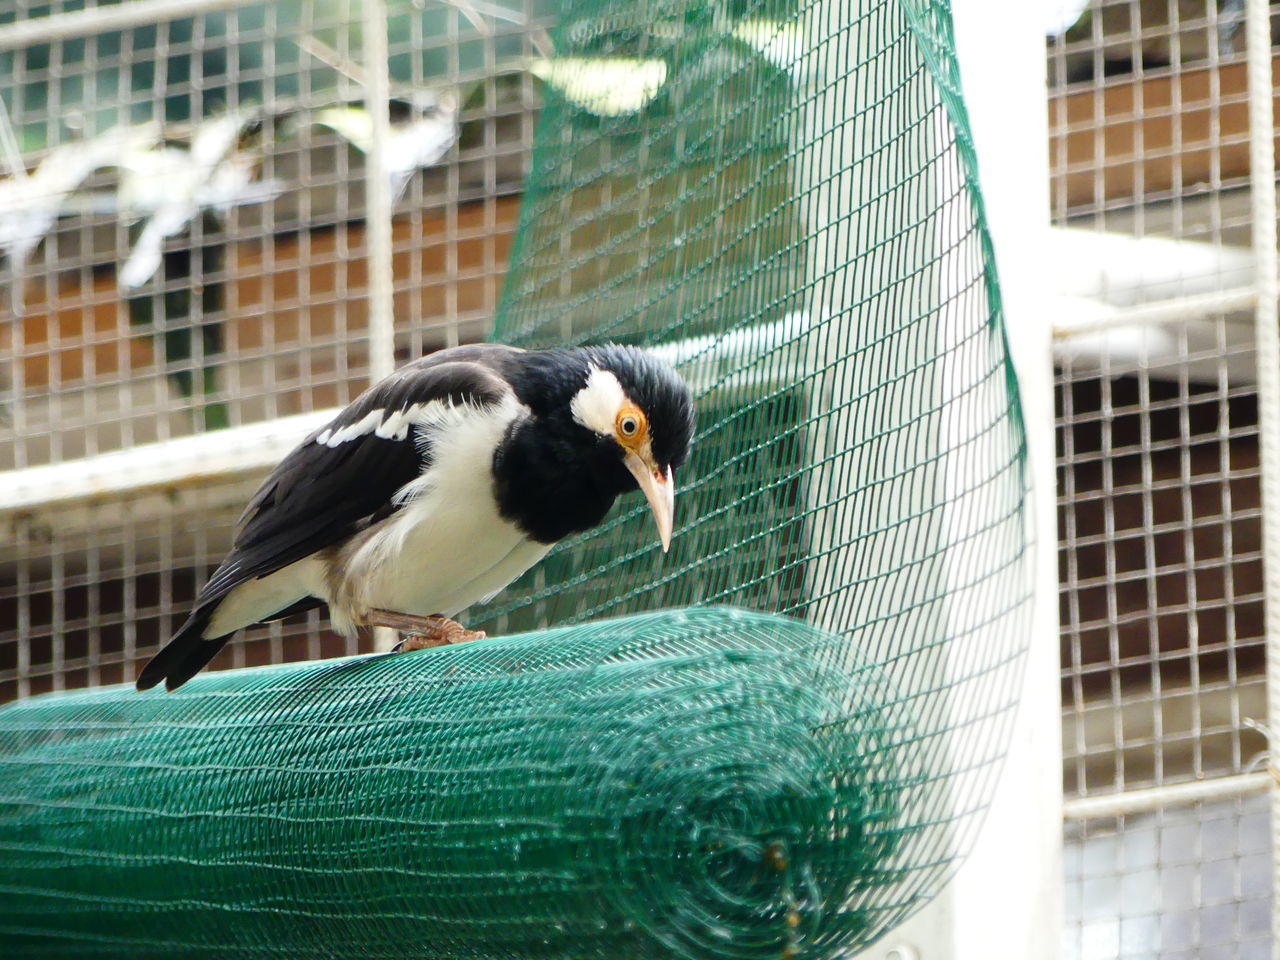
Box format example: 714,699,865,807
379,615,486,653
366,609,487,651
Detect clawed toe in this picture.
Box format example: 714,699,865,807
387,616,486,653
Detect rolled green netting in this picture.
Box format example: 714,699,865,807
1,610,918,958
0,0,1031,956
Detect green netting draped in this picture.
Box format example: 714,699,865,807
0,0,1029,957
479,0,1030,920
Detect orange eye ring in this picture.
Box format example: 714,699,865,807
615,404,647,446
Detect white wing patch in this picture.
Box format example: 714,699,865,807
569,365,626,436
315,399,465,448
317,409,386,446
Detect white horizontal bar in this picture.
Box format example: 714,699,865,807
0,0,261,51
459,0,529,25
0,316,808,518
1062,771,1272,820
0,0,528,52
1051,287,1257,340
0,408,333,515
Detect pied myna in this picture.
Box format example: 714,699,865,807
136,343,695,692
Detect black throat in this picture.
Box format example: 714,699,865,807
487,345,693,545
491,413,629,544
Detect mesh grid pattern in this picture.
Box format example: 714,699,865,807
0,0,551,470
1,485,359,703
0,0,1032,956
0,609,923,959
1,0,550,693
1049,2,1275,957
1065,795,1271,960
1057,336,1265,797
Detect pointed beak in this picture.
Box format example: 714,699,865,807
623,451,676,552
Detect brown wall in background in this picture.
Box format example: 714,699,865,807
7,196,522,398
1050,55,1280,209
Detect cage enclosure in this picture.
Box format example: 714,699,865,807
0,0,1031,957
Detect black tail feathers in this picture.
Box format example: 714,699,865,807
135,607,229,693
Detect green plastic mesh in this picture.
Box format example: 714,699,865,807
0,610,920,957
0,0,1030,956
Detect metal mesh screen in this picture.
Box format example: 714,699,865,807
0,484,360,703
1,0,552,699
0,0,1036,955
1049,1,1277,956
1057,334,1264,796
1066,795,1272,960
0,1,550,468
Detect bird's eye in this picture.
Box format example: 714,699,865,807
615,405,646,443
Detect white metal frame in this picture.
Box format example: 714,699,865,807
1044,0,1280,822
1047,0,1280,957
1245,1,1280,956
1062,771,1271,820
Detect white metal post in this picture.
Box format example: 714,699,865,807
362,0,396,385
362,0,397,653
1245,2,1280,958
943,1,1063,955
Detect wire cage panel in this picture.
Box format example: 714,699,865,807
1057,326,1266,799
1065,794,1271,960
1049,1,1279,957
0,0,550,471
0,0,552,702
1,482,362,703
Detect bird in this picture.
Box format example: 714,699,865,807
0,124,159,276
136,342,695,692
303,91,458,205
117,111,282,290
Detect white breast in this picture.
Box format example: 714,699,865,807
328,395,548,632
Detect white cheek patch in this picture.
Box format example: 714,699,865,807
569,365,626,435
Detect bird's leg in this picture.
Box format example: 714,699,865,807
366,609,487,652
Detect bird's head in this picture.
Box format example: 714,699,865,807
499,344,694,548
563,345,695,551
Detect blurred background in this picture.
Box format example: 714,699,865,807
0,0,551,695
1049,4,1276,958
1,0,1279,957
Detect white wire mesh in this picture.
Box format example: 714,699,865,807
0,0,549,699
1057,328,1265,797
0,484,359,701
0,0,548,470
1050,1,1278,956
1065,794,1271,960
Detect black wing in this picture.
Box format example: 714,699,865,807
137,346,520,691
208,348,518,603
